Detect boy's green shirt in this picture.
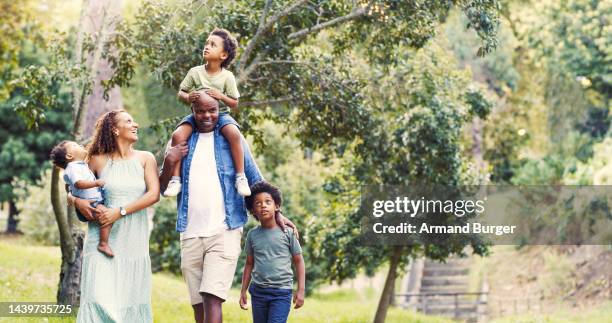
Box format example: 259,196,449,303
246,226,302,290
179,65,240,114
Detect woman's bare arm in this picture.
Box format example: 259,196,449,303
97,152,160,227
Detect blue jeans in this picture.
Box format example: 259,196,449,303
249,284,292,323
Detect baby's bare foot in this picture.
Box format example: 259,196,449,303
97,243,114,257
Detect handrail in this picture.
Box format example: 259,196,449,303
396,292,488,297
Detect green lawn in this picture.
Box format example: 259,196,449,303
0,236,450,323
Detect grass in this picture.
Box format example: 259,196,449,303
0,235,451,323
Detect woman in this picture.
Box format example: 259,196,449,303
72,109,160,322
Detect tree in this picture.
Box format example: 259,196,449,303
313,44,492,322
538,0,611,139
95,0,500,148
0,0,40,100
0,99,71,233
485,0,610,185
0,0,72,233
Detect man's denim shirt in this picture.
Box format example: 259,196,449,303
175,124,263,232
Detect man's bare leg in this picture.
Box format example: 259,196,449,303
202,292,223,323
192,303,204,323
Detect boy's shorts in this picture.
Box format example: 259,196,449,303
177,112,239,131
75,199,104,222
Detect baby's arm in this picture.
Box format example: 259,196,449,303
292,253,305,309
74,179,105,190
239,254,254,310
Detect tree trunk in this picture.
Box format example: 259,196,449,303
51,166,83,304
373,246,403,323
57,232,84,305
5,199,20,233
389,277,396,307
81,0,123,139
53,0,123,304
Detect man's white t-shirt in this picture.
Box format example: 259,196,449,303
181,131,227,240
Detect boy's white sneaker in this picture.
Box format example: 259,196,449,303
235,173,251,196
164,177,182,197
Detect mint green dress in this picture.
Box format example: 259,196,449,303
77,158,152,322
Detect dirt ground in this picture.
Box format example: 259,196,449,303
476,245,612,317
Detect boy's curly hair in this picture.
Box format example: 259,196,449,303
211,28,238,69
244,181,283,221
50,140,70,169
88,109,125,156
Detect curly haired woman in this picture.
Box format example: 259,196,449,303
71,109,160,322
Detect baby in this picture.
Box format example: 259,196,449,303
50,140,113,257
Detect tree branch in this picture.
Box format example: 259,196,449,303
240,97,295,107
258,0,273,30
239,59,314,84
237,0,309,73
237,51,265,85
287,6,367,40
251,59,313,69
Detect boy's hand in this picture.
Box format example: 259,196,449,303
293,289,305,309
188,91,200,102
95,179,105,187
239,291,249,310
204,88,223,100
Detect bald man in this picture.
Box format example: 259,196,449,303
159,92,296,323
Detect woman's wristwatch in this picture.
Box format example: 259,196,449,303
119,206,127,217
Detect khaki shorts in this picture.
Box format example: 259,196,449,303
180,228,242,304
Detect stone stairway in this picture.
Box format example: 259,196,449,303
401,257,487,322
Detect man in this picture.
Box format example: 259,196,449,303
160,92,296,323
